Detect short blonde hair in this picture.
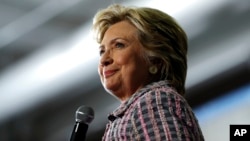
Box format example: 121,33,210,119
93,4,188,95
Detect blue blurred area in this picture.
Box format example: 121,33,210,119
195,83,250,124
194,83,250,140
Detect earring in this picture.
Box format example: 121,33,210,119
149,66,158,74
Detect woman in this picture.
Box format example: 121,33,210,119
93,4,204,141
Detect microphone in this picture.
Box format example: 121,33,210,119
70,105,94,141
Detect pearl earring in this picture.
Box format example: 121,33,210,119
149,66,158,74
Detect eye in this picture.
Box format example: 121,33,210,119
115,42,125,48
99,49,105,56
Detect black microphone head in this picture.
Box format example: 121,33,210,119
75,105,94,124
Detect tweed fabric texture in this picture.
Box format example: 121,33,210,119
102,81,204,141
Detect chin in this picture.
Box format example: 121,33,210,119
103,80,118,90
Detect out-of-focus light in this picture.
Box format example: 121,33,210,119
194,84,250,141
195,84,250,124
34,30,99,82
0,23,99,122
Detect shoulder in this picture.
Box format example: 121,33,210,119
134,85,193,120
128,83,204,140
138,85,187,107
135,81,187,106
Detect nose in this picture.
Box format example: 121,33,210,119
100,51,113,66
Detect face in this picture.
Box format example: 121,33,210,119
98,21,150,102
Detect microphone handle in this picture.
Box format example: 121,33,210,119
70,122,88,141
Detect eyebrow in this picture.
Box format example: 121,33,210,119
99,45,104,50
99,37,127,49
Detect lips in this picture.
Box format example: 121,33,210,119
103,69,117,78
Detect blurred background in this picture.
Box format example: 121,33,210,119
0,0,249,140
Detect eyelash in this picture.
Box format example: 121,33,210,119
99,49,105,56
99,42,125,56
115,42,125,48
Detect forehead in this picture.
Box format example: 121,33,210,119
101,21,138,43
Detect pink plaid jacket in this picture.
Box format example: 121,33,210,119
102,80,204,141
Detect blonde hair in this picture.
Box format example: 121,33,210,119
93,4,188,95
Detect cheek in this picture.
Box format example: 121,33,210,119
98,65,103,77
120,57,142,75
114,54,130,65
